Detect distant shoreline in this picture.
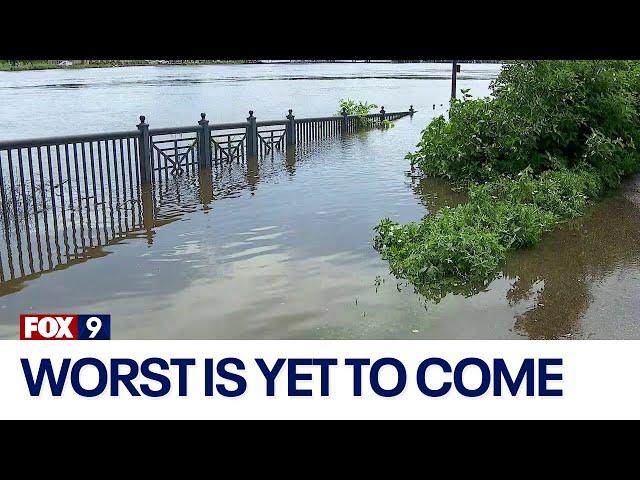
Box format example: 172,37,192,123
0,60,243,72
1,60,504,72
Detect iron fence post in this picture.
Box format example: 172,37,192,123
137,115,152,184
451,60,458,99
286,109,296,147
197,112,211,168
341,107,348,133
246,110,258,157
380,106,386,122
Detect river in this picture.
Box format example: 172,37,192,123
1,63,639,339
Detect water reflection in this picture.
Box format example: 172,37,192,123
285,148,297,176
502,179,640,339
0,63,509,339
0,146,303,298
400,175,640,339
409,173,468,212
2,138,640,339
1,59,638,338
0,183,145,297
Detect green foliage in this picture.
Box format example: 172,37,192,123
374,168,604,302
0,61,59,71
0,61,110,71
337,99,378,117
377,61,640,301
0,60,245,71
408,60,640,184
336,99,396,130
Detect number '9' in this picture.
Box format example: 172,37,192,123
86,317,102,339
78,314,111,340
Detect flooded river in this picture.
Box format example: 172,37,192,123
1,63,639,339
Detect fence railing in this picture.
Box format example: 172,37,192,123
0,105,415,286
0,104,415,183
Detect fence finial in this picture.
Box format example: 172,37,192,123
201,112,206,120
341,107,347,116
409,105,414,113
138,115,147,125
288,109,293,115
248,110,254,118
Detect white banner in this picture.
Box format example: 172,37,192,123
0,340,637,419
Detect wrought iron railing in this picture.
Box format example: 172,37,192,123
0,105,415,286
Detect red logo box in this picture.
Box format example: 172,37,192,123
20,314,79,340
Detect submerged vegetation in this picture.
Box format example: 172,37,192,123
337,99,378,117
374,61,640,301
337,99,395,129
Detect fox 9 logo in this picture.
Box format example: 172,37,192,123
20,314,111,340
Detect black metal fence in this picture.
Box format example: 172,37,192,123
0,132,142,283
0,105,415,286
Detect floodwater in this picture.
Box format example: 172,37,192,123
1,63,639,339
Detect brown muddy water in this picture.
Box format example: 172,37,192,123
1,63,639,339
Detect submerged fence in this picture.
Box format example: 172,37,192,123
0,105,415,286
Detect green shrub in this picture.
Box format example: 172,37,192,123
408,61,640,184
337,99,378,117
374,168,604,301
376,61,640,301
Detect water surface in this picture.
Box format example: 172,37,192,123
1,63,638,339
